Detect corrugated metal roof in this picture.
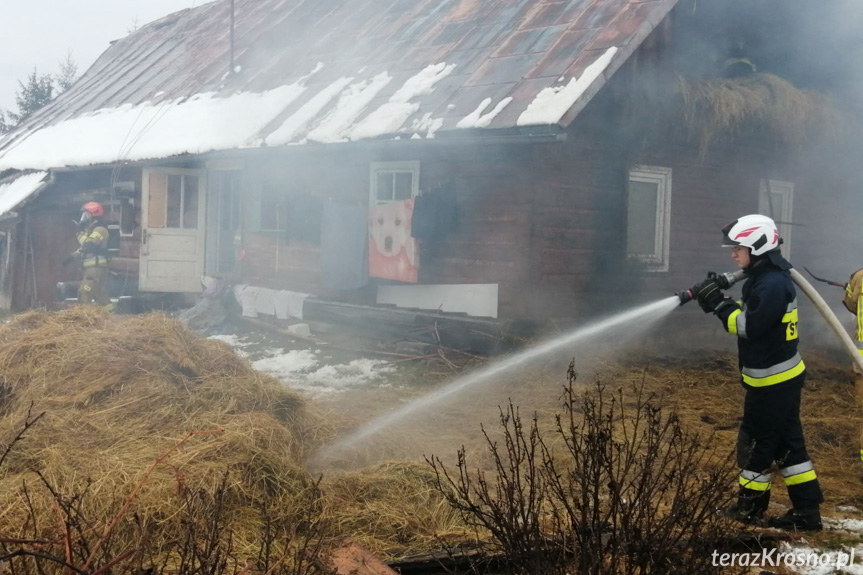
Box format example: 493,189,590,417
0,0,678,170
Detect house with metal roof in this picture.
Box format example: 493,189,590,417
0,0,857,334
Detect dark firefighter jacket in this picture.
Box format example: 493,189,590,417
715,263,803,390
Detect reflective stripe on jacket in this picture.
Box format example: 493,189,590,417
716,264,804,389
77,225,109,268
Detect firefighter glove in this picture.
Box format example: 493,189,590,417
695,279,724,314
61,255,75,267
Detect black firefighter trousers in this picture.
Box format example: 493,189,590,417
736,376,824,512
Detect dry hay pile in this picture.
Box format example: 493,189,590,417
0,307,324,557
677,72,841,155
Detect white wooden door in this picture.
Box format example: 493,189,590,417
140,168,206,292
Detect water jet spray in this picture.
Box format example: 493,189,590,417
309,296,681,467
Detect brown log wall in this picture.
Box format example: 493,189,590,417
237,122,862,323
11,121,857,326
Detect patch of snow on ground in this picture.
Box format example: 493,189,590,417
208,334,250,347
252,349,321,378
251,350,394,396
825,517,863,532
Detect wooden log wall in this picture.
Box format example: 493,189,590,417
241,143,538,316
240,120,863,323
10,123,856,325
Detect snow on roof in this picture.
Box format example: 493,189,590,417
0,85,307,171
265,77,354,147
306,72,393,144
517,47,619,126
0,172,49,216
457,97,514,129
0,0,679,171
348,63,456,142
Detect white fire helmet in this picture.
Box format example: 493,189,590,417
721,214,780,256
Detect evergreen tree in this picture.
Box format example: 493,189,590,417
56,51,79,93
7,69,54,126
0,53,79,135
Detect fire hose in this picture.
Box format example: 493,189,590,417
789,268,863,373
678,268,863,373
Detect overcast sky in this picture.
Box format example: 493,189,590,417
0,1,205,111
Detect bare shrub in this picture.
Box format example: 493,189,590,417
0,415,335,575
428,361,745,575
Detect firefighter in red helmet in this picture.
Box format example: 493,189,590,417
65,202,113,311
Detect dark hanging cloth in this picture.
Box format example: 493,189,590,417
436,179,458,234
285,194,323,244
320,201,368,290
411,193,437,241
411,180,459,242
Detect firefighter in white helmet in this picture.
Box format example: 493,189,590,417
691,214,823,531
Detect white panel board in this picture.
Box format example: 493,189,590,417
376,284,498,318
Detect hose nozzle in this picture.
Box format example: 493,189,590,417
677,269,746,306
677,288,696,306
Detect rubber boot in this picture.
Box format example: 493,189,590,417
767,506,822,531
719,489,769,526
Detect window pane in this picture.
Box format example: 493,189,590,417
148,172,167,228
627,180,659,256
259,184,290,231
167,174,182,228
394,172,413,200
120,198,136,235
261,198,278,230
376,172,394,203
766,192,784,221
183,175,199,229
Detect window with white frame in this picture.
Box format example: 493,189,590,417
626,165,672,272
370,161,420,205
758,179,794,258
146,170,201,229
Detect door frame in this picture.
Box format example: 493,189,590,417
140,167,207,292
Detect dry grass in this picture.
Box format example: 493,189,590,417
606,350,863,513
676,73,842,155
323,461,469,557
1,306,860,564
